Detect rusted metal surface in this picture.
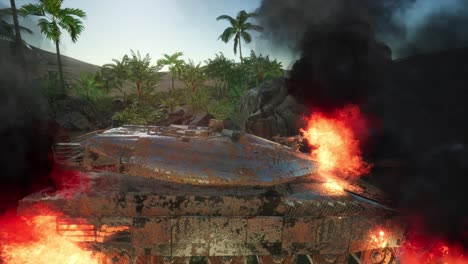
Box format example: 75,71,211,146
18,171,404,259
18,125,406,261
81,125,317,186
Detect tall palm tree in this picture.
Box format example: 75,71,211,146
126,50,161,101
20,0,86,94
216,10,263,63
0,8,32,42
101,55,129,98
157,52,184,91
9,0,22,46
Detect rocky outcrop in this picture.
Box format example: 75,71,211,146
52,97,109,131
241,78,309,139
164,105,214,127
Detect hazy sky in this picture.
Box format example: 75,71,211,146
7,0,461,67
13,0,296,67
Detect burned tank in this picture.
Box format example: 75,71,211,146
17,124,405,264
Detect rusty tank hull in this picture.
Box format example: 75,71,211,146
17,125,405,264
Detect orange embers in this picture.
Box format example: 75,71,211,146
370,230,388,248
0,208,99,264
301,105,371,179
399,240,468,264
96,225,130,243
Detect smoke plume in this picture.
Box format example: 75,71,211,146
256,0,468,249
0,42,56,213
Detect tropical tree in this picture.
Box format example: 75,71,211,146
180,60,206,93
125,50,161,102
20,0,86,94
157,52,184,91
0,7,31,42
101,55,129,98
216,10,263,63
204,52,235,97
243,50,284,86
73,72,103,102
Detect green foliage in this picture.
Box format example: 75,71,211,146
157,52,185,91
216,10,263,62
112,103,167,126
20,1,86,43
126,50,161,100
72,72,104,102
184,87,211,112
40,71,62,100
158,89,186,112
204,53,235,98
206,99,235,120
243,50,284,86
92,96,116,113
100,55,128,95
0,7,32,41
180,60,206,92
20,0,86,93
102,51,161,102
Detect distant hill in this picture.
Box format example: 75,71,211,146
0,40,210,93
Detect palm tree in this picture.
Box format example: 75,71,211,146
205,53,235,97
73,72,103,102
157,52,184,92
102,55,129,98
243,50,283,86
126,50,161,101
9,0,21,46
216,10,263,63
20,0,86,94
180,60,206,93
0,7,32,42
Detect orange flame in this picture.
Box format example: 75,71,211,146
399,240,468,264
0,208,99,264
301,105,371,179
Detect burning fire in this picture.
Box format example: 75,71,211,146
0,208,99,264
301,105,371,178
399,238,468,264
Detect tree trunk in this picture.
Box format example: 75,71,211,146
238,36,243,64
55,41,66,95
136,80,142,102
171,76,175,91
10,0,22,48
10,0,27,73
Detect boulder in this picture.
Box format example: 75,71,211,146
241,78,310,139
52,96,109,131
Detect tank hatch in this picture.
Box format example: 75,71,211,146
81,125,317,186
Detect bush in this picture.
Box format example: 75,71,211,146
207,99,234,120
112,103,167,125
185,87,211,112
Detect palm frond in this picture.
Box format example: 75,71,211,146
58,15,84,42
43,0,61,16
218,27,236,42
37,18,60,42
237,10,258,24
241,31,252,44
60,8,86,18
19,3,45,16
216,14,236,26
242,23,263,32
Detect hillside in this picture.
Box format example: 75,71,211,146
0,40,208,92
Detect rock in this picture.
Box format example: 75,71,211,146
56,111,92,131
52,96,109,131
187,112,214,127
241,78,310,139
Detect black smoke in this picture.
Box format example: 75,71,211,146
257,0,468,249
0,42,57,214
